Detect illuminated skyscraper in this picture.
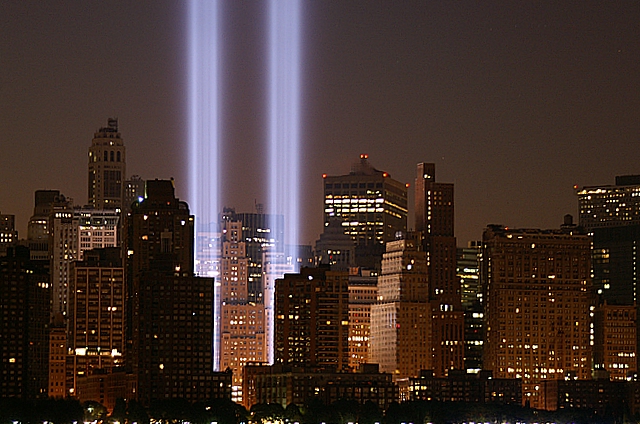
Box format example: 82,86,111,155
414,163,464,377
67,248,125,395
88,118,126,210
593,303,637,380
347,268,377,369
323,154,407,270
370,233,431,380
577,175,640,234
457,241,483,374
218,218,267,403
27,190,62,261
481,225,592,408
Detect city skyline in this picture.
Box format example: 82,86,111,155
2,1,639,245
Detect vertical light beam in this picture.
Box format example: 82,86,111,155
267,0,302,365
188,0,222,370
268,0,302,258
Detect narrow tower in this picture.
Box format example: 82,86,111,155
88,118,126,209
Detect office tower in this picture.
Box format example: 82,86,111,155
49,205,120,320
414,163,464,376
48,315,67,398
370,233,431,380
314,218,356,270
592,225,640,305
0,212,17,256
123,175,145,213
593,303,637,380
348,269,378,369
323,154,408,270
219,218,267,403
262,249,295,365
27,189,62,261
577,175,640,234
221,207,284,303
457,242,483,373
77,208,120,260
49,194,77,316
481,225,592,408
67,248,125,394
88,118,126,210
275,267,350,370
126,179,217,406
0,246,50,399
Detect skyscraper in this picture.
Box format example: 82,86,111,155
275,267,350,370
414,163,464,376
323,154,407,270
0,246,50,399
125,179,217,406
481,225,592,408
88,118,126,210
577,175,640,234
457,241,483,374
369,233,431,380
67,248,125,395
219,218,267,403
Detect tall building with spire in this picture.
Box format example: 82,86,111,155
414,163,464,377
88,118,126,210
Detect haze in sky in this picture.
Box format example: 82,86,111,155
1,1,638,245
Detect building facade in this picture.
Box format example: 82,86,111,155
370,234,431,380
0,247,50,399
414,163,464,376
126,179,217,406
323,154,407,270
275,267,350,370
481,225,592,408
88,118,126,210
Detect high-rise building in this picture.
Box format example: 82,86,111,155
593,303,637,380
481,225,592,408
370,233,431,380
275,267,350,370
323,154,407,270
67,248,125,394
457,242,483,373
348,268,378,369
414,163,464,376
50,202,120,319
221,207,284,304
262,249,295,365
577,175,640,234
591,225,640,305
123,175,145,213
88,118,126,210
314,218,356,270
125,179,217,406
26,189,63,261
0,212,17,256
219,218,267,403
0,246,50,399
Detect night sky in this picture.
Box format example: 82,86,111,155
1,1,639,246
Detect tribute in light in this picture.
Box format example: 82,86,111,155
188,0,222,370
266,0,303,365
268,0,302,254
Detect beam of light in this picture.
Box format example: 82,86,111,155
267,0,302,365
188,0,222,371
